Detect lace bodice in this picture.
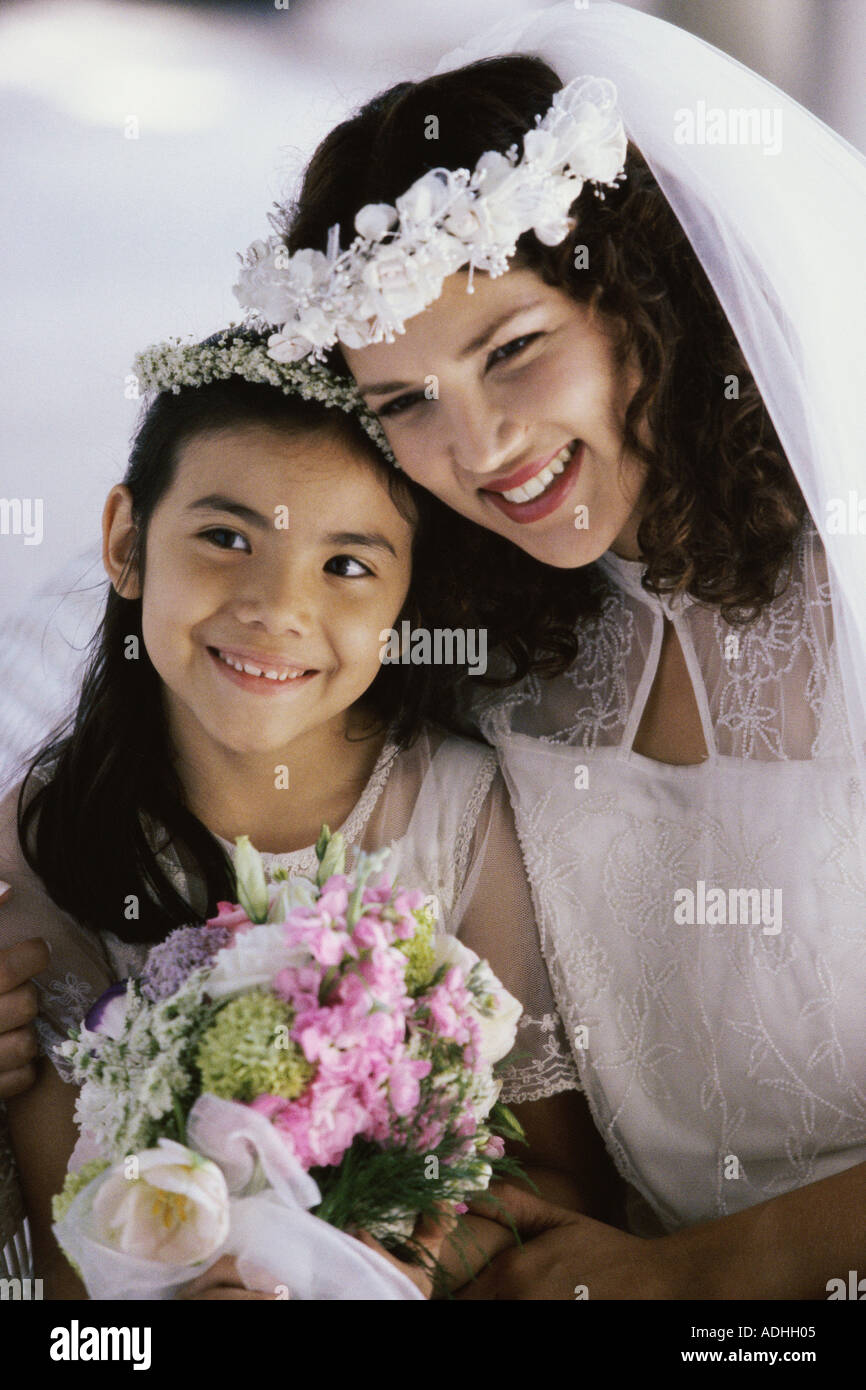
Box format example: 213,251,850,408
475,520,866,1232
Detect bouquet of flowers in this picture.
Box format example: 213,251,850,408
51,828,526,1300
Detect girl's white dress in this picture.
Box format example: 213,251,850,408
0,725,577,1268
474,518,866,1233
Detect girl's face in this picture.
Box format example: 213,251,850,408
106,424,414,761
343,267,648,567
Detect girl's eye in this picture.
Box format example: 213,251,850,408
325,554,373,578
486,332,543,368
376,390,425,419
201,527,249,552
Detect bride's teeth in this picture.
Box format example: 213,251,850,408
242,661,263,676
522,466,553,499
501,443,575,503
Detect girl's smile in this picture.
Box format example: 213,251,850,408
103,423,415,769
344,267,648,567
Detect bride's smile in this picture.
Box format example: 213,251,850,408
344,267,648,568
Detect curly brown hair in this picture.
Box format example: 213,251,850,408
280,55,806,685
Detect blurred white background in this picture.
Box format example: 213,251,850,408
0,0,864,617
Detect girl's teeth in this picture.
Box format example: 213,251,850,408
501,443,574,503
217,650,303,681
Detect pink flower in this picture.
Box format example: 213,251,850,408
249,1094,288,1121
318,885,350,921
307,925,352,968
206,901,253,934
387,1057,432,1116
351,917,392,951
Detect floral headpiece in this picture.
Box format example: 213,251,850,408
233,76,627,365
132,329,396,463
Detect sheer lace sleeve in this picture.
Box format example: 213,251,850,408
450,769,581,1104
0,780,113,1080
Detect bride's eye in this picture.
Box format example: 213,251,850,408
376,390,425,419
325,554,373,578
200,527,249,552
487,333,543,367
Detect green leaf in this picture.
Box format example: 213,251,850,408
490,1101,527,1145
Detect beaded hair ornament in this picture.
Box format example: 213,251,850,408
134,78,627,471
132,329,396,464
233,76,627,365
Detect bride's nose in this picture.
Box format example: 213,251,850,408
443,386,524,478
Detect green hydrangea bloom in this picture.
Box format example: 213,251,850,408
396,904,437,995
195,991,314,1102
52,1159,111,1225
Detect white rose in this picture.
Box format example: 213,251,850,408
91,1140,229,1265
433,936,522,1067
207,922,311,1000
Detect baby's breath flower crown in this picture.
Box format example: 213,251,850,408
233,76,627,365
132,328,396,465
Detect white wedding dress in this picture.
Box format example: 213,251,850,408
474,517,866,1233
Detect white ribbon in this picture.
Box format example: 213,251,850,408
53,1097,423,1301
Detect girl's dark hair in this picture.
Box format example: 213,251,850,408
282,55,806,682
18,374,456,944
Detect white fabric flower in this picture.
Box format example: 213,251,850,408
230,75,627,357
354,203,398,240
395,170,453,226
267,330,317,363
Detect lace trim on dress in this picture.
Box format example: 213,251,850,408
151,738,403,898
452,748,498,901
213,738,403,877
499,1012,583,1105
476,518,843,763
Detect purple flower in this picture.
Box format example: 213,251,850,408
141,925,232,1002
85,981,131,1038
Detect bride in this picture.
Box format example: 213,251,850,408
2,1,865,1297
229,1,866,1296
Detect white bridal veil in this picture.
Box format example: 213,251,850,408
436,1,866,796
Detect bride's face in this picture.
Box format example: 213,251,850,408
343,267,648,567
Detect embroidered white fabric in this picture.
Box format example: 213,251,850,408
0,725,578,1258
472,520,866,1231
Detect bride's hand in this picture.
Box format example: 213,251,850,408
353,1206,457,1298
457,1184,681,1300
178,1256,279,1300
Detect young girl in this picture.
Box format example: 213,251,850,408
213,7,866,1298
0,330,616,1298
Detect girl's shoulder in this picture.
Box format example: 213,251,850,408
398,722,499,799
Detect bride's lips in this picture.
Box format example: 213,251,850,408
207,646,318,695
481,442,584,524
